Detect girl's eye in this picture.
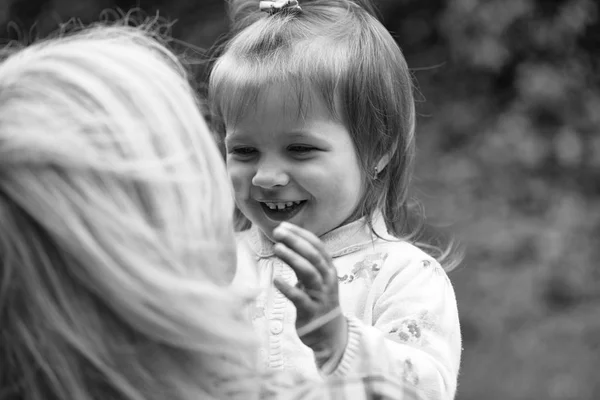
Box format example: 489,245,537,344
229,147,257,158
288,145,317,154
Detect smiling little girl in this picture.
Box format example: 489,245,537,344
209,0,463,398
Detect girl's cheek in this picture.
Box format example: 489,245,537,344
228,169,249,193
227,162,257,201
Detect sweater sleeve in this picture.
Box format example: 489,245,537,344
329,255,462,400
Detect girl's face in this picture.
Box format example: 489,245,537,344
224,85,363,240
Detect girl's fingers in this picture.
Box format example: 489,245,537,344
278,222,331,261
274,242,323,289
273,223,331,279
274,277,312,310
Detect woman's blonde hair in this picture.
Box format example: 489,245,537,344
0,17,257,400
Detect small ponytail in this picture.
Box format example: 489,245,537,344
226,0,381,35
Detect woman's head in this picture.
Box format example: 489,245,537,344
209,0,416,239
0,21,255,400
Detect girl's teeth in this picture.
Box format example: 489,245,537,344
264,201,303,210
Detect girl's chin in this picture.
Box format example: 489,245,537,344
256,218,301,240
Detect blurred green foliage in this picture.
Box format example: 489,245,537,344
1,0,598,399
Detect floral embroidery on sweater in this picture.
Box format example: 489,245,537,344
253,305,266,320
389,311,437,345
401,358,420,386
390,319,422,344
252,288,269,320
392,358,420,386
421,258,445,276
338,252,388,283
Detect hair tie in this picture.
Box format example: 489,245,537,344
259,0,302,15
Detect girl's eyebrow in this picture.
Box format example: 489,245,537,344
284,132,323,145
287,130,324,139
224,130,328,145
227,130,317,139
224,130,248,144
287,131,313,138
287,131,331,147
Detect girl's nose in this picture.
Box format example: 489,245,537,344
251,161,289,188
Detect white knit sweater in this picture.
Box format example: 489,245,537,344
233,214,462,399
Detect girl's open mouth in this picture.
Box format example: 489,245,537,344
260,200,307,222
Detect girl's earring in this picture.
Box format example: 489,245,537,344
374,166,379,176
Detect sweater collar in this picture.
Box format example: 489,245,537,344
244,213,391,258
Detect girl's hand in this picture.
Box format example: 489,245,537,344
272,222,348,368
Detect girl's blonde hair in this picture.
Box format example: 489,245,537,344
0,18,257,400
209,0,462,271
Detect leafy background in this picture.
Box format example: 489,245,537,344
1,0,598,398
